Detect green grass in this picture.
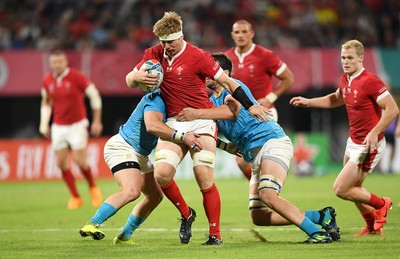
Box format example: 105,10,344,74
1,173,399,258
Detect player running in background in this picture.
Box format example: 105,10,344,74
225,19,295,180
79,90,201,244
125,11,269,245
178,53,339,244
39,50,103,210
290,39,398,236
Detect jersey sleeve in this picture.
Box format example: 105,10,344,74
365,75,387,101
143,92,167,121
262,49,283,76
197,51,222,79
74,70,92,91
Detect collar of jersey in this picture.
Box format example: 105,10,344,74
213,87,223,98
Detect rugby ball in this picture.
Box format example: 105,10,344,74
138,59,164,93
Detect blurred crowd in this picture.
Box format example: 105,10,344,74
0,0,399,51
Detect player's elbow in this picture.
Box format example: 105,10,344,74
145,122,160,135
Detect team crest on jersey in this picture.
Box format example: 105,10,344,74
177,66,183,75
249,64,255,73
49,83,54,93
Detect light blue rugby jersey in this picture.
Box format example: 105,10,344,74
210,79,286,162
119,89,167,156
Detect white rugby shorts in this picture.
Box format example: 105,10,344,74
250,136,293,185
103,134,153,174
51,119,89,150
160,116,217,142
345,137,385,173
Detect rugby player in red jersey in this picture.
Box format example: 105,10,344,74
39,50,103,210
226,19,295,180
290,40,398,236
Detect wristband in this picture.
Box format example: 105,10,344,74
232,86,254,110
265,92,278,103
172,130,185,141
216,138,228,150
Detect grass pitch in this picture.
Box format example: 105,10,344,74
1,173,399,258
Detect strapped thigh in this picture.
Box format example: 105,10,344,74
258,174,283,193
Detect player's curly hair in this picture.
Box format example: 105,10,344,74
153,11,183,37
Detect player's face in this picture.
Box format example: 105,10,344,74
160,36,183,57
341,47,363,76
49,54,68,76
206,77,218,91
231,23,254,49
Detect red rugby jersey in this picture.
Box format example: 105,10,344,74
42,68,90,125
339,68,388,144
225,44,284,102
136,42,222,117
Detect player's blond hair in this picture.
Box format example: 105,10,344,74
342,40,364,57
153,11,183,37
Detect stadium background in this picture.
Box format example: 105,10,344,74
1,0,400,181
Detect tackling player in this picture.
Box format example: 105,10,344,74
226,19,295,180
79,89,202,244
290,40,397,236
39,50,103,210
178,53,340,244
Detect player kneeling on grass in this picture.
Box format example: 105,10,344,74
177,53,340,243
79,90,202,244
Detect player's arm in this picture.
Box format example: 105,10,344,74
363,93,399,152
290,89,344,109
39,89,52,138
126,66,158,89
372,94,399,137
144,110,202,150
216,138,242,157
259,66,295,107
177,96,241,122
395,115,400,137
85,83,103,137
215,72,269,121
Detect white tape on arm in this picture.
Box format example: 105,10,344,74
39,105,51,134
85,83,102,109
265,92,278,103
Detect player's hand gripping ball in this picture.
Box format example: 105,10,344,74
138,59,164,93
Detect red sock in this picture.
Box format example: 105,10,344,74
367,193,385,210
242,167,252,180
62,169,79,197
361,211,375,230
81,166,96,188
161,180,190,218
201,183,221,239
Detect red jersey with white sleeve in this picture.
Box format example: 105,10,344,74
42,67,90,125
225,43,285,101
339,68,389,144
136,41,222,117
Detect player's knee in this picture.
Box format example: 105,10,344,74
249,194,272,225
258,175,282,206
333,183,348,199
122,187,141,202
193,150,215,168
